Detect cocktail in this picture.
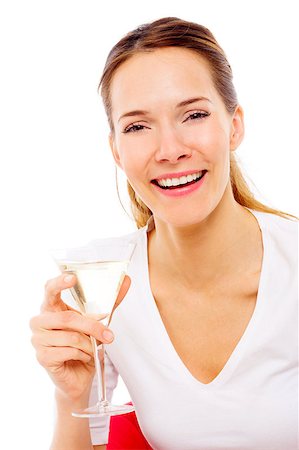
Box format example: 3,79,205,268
52,241,136,418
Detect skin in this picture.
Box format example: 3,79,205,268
30,46,263,448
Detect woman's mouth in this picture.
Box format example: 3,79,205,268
151,170,208,197
151,170,207,190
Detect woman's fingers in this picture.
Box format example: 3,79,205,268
31,329,94,357
36,346,93,371
41,273,77,312
30,310,114,344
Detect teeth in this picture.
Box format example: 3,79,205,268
156,171,203,188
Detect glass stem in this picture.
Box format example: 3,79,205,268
91,337,107,406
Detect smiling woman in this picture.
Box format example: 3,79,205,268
30,16,298,450
100,18,296,229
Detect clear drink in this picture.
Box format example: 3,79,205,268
59,260,128,318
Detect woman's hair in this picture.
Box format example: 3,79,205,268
99,17,297,228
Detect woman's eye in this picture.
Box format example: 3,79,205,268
183,111,210,122
123,124,148,133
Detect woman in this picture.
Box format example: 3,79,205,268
30,17,298,449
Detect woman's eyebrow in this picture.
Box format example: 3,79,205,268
176,96,212,108
118,97,211,123
118,109,149,123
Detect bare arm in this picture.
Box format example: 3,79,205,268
50,390,108,450
50,391,95,450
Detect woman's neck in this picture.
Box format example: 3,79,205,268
148,197,259,292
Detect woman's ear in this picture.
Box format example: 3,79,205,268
109,133,123,168
230,105,245,151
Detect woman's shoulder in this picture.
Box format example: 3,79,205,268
250,209,298,261
250,208,298,235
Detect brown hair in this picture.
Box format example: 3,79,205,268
99,17,297,228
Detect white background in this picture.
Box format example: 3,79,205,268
0,1,298,448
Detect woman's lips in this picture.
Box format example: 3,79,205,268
151,170,207,197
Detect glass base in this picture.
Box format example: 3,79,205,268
72,401,135,418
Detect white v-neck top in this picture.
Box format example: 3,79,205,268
88,209,298,449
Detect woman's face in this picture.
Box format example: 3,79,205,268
109,47,244,228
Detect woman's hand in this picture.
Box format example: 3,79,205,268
30,273,130,405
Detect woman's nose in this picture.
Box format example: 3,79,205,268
154,129,192,163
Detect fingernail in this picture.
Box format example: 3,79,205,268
102,330,114,343
64,275,74,283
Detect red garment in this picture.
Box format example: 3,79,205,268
107,407,152,450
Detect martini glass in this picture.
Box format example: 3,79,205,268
51,241,136,418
